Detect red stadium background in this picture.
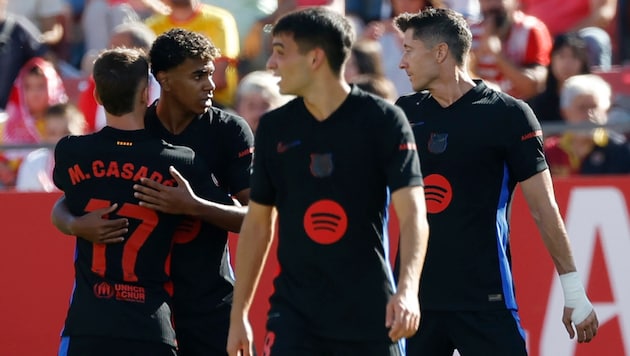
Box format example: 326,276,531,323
1,176,629,355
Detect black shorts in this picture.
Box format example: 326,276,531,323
263,307,403,356
174,303,231,356
59,336,177,356
406,310,528,356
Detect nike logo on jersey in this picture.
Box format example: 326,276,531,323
277,140,301,153
410,121,425,127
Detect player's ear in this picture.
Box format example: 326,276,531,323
435,42,449,64
156,71,170,91
140,83,149,106
310,48,325,70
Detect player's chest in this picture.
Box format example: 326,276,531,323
410,115,504,169
268,127,378,180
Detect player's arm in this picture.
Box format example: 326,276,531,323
386,185,429,341
50,195,128,244
520,170,599,343
227,201,276,356
134,166,248,232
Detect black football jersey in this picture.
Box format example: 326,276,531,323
53,127,214,345
144,103,254,316
251,86,423,341
396,81,548,311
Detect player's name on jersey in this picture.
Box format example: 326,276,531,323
64,160,176,186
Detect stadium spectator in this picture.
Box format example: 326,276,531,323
234,70,292,133
0,153,16,190
81,0,141,55
545,73,630,176
240,0,299,74
79,21,158,132
529,32,591,123
345,39,386,81
7,0,66,48
2,57,68,145
443,0,481,22
395,8,599,355
470,0,552,100
227,7,429,356
346,0,387,25
15,103,85,192
519,0,616,68
0,0,48,110
202,0,273,50
353,74,398,102
146,0,240,109
1,57,67,184
344,39,398,101
362,0,445,97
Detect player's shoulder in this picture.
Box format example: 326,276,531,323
395,90,431,110
55,133,97,149
259,96,301,124
205,106,249,129
350,86,409,121
488,87,535,114
164,140,195,153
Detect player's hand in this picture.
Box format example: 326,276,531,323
385,290,420,341
562,307,599,343
134,166,198,215
227,315,254,356
70,204,128,244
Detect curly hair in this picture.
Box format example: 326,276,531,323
149,28,220,76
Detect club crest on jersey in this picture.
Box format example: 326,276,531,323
310,153,333,177
428,133,448,154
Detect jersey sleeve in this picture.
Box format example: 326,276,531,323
504,100,548,181
249,113,275,206
223,115,254,196
380,104,424,192
52,136,73,191
184,150,235,206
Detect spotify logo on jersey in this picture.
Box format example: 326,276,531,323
303,199,348,244
424,174,453,214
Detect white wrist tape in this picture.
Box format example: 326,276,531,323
560,272,594,325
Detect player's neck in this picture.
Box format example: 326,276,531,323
155,98,196,135
429,68,476,108
301,78,351,122
106,113,144,131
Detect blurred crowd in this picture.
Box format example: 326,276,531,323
0,0,629,191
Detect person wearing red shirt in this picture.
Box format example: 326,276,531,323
470,0,552,100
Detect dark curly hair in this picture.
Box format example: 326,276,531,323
149,28,220,76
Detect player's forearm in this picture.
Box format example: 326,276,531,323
231,213,276,317
521,172,578,275
50,195,75,235
188,199,248,233
392,186,429,295
532,204,577,275
397,214,428,295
